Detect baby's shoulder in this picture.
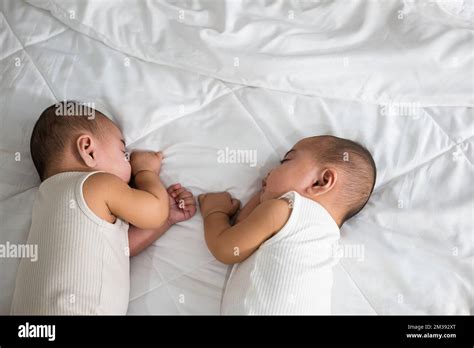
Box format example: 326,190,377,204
82,172,125,223
83,172,124,195
255,198,292,233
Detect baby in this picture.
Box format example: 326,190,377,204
199,135,376,315
11,101,196,315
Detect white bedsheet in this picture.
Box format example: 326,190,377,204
0,0,472,315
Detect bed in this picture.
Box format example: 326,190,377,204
0,0,472,315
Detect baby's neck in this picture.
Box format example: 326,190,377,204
302,194,343,228
43,164,93,182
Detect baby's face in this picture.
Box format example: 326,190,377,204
260,140,318,202
94,120,132,183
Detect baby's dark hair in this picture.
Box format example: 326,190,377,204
30,101,108,181
308,135,376,226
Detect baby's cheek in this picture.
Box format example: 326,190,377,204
115,157,131,183
123,163,132,183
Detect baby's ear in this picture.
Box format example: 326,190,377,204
307,168,337,196
76,134,98,168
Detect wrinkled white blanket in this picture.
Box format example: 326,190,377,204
0,0,472,314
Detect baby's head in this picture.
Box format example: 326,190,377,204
261,135,376,227
30,101,131,183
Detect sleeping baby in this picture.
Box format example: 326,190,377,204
198,135,376,314
11,101,196,315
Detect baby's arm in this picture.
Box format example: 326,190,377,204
234,191,261,225
199,192,291,264
128,225,169,257
128,184,196,256
84,151,169,230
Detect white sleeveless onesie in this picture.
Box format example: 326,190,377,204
11,171,130,314
221,191,341,315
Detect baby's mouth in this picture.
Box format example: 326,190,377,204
261,179,267,190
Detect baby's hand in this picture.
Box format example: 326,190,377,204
198,192,240,219
130,151,163,176
167,184,197,225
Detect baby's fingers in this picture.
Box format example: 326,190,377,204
167,183,182,196
176,197,196,209
172,189,194,203
183,202,197,217
167,183,181,191
177,196,196,209
172,187,188,197
176,190,193,200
